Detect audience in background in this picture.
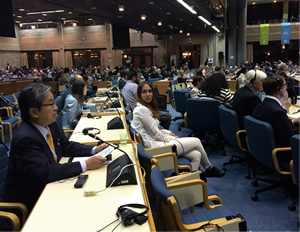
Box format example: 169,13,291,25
236,67,248,88
190,75,205,98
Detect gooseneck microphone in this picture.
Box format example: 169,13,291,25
105,92,124,130
88,133,127,155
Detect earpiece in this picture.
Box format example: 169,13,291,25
82,127,101,135
87,113,93,118
116,204,148,226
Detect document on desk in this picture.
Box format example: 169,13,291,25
72,146,114,164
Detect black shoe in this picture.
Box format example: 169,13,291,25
205,167,225,178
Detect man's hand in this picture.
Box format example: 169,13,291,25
95,143,109,153
85,156,107,170
283,98,291,109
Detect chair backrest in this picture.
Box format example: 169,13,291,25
173,90,190,114
218,105,239,147
244,115,276,171
290,134,299,185
186,98,221,133
0,144,8,201
125,113,133,127
4,94,16,104
129,127,145,147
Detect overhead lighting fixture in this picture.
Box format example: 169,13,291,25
177,0,197,14
27,10,64,15
73,22,77,27
282,44,285,49
273,0,276,2
19,23,22,27
179,29,183,33
158,21,162,26
141,14,146,20
31,25,36,29
198,16,211,26
19,9,25,11
212,26,220,32
148,1,154,4
20,21,55,25
252,2,256,5
187,32,190,36
119,5,124,11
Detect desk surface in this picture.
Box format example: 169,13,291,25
287,105,300,119
70,114,130,145
21,144,155,232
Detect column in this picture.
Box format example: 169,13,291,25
237,0,247,66
57,21,65,67
227,0,237,66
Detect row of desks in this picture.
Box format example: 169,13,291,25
21,91,155,232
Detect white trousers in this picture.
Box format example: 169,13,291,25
167,137,211,171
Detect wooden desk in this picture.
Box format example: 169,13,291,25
287,105,300,119
227,80,238,92
69,114,130,145
93,81,111,88
21,143,155,232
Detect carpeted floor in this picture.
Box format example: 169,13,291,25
167,103,299,232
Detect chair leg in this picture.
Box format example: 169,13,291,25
251,182,281,201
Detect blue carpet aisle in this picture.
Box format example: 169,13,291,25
167,103,299,231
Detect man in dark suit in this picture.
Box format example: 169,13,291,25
252,75,299,170
232,69,267,129
3,83,108,214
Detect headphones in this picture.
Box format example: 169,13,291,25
82,127,101,135
87,113,101,119
276,77,283,91
116,204,148,226
250,70,257,84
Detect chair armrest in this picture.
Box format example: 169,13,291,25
272,147,292,175
290,160,296,185
153,152,179,172
0,202,28,225
171,99,176,110
0,211,21,231
145,145,176,155
167,179,223,210
0,107,13,117
184,112,187,128
236,130,247,152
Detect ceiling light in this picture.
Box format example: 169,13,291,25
19,23,23,27
141,14,146,20
38,19,42,22
68,12,72,14
212,26,220,32
148,1,154,4
252,2,256,5
73,22,77,27
42,14,47,16
119,5,124,11
166,12,171,15
198,16,211,25
31,25,36,29
17,15,22,18
187,32,190,36
273,0,276,2
61,17,66,20
19,9,25,11
177,0,197,14
158,21,162,26
179,29,183,33
88,18,93,21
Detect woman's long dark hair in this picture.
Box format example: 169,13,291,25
71,79,86,104
200,73,228,97
136,82,160,120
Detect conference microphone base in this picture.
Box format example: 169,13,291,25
107,117,124,130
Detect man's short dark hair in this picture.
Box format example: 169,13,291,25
18,83,51,122
127,69,138,80
262,75,284,95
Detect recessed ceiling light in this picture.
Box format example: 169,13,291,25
68,12,72,14
73,22,77,27
31,25,36,29
141,14,146,20
19,9,25,11
179,18,183,21
179,29,183,33
158,21,162,26
42,14,47,16
38,19,42,22
15,20,20,23
187,32,190,36
61,17,66,20
119,5,124,11
118,15,122,18
166,12,171,15
91,7,96,10
252,2,256,5
17,15,22,18
148,1,154,4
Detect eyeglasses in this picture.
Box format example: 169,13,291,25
40,102,56,107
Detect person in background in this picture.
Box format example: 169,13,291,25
232,69,267,129
199,73,233,105
236,67,248,88
252,75,299,170
122,69,140,110
2,83,108,217
131,82,225,177
190,75,205,98
118,70,127,90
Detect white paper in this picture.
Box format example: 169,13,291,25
72,146,114,164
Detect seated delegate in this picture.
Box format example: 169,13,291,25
131,82,224,177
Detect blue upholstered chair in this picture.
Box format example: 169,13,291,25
244,116,293,204
289,134,299,211
0,144,28,231
125,113,133,127
172,89,190,131
150,166,247,231
218,105,249,176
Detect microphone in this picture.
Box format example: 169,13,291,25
105,92,124,130
88,133,127,155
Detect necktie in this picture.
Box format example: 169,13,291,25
47,129,57,162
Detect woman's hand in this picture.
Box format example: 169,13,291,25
170,132,179,139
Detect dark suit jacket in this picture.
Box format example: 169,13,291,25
232,86,261,129
3,121,94,212
252,97,293,170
